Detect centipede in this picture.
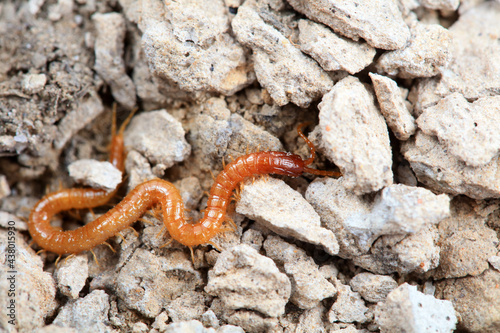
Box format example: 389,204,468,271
28,115,340,257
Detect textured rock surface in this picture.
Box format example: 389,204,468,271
68,159,122,191
328,281,370,324
4,0,500,331
436,269,500,333
402,131,500,199
52,290,112,333
376,21,452,78
206,245,291,317
116,249,203,317
287,0,410,49
417,93,500,167
298,19,375,74
375,283,456,333
92,12,136,109
124,110,191,167
354,225,441,274
369,73,416,140
264,236,336,309
236,177,339,255
232,2,333,107
318,76,393,194
436,2,500,99
349,273,398,303
0,229,57,332
306,177,449,266
138,0,251,95
54,253,89,299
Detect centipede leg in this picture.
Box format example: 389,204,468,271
209,170,216,181
188,246,195,263
127,227,139,237
138,217,155,225
102,241,116,253
54,255,62,267
117,232,126,241
63,253,76,264
90,249,100,267
155,226,166,239
226,217,237,230
160,238,173,249
89,207,96,219
36,249,46,255
206,241,222,252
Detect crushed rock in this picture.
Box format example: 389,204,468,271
369,73,416,141
54,253,89,299
236,177,339,255
68,159,122,191
349,273,398,303
375,283,456,333
263,235,336,309
286,0,410,49
205,244,291,318
318,76,393,194
232,1,333,107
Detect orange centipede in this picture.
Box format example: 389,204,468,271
28,117,340,256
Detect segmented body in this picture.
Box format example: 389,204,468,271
28,121,339,255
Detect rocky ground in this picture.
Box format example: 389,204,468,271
1,0,500,332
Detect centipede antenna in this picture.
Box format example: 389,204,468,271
111,103,117,138
54,255,62,267
118,107,138,136
296,122,316,166
102,241,116,253
90,249,100,267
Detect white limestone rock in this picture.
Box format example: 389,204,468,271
236,177,339,255
349,273,398,303
232,3,333,107
436,1,500,99
417,93,500,167
328,281,370,324
376,21,452,78
92,12,136,109
369,73,416,141
402,131,500,200
139,0,251,96
286,0,410,50
54,254,89,299
298,19,375,74
375,283,457,333
264,236,337,309
124,110,191,167
68,159,122,191
318,76,393,194
205,245,291,317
